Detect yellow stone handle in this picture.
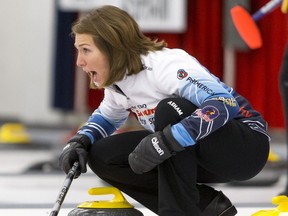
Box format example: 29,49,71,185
88,187,126,203
272,195,288,212
77,187,134,209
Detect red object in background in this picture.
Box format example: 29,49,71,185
231,5,263,49
235,0,287,128
87,88,104,112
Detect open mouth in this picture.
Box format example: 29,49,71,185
87,71,99,86
88,71,97,81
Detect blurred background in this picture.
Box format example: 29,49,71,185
0,0,287,215
0,0,286,128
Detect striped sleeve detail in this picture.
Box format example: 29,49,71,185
77,112,116,144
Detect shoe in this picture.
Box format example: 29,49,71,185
201,190,237,216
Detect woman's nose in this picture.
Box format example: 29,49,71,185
76,55,85,67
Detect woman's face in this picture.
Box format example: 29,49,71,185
74,33,109,87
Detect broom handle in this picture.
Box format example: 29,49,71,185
49,161,79,216
252,0,282,21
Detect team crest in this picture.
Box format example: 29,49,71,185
195,106,219,122
177,69,188,80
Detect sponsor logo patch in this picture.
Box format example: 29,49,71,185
195,106,219,122
151,137,164,156
167,100,184,116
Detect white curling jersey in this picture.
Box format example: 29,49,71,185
78,48,270,146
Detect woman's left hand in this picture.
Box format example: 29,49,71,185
128,125,184,174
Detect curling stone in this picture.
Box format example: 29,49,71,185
0,123,30,144
251,195,288,216
68,187,144,216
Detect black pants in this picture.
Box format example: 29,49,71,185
87,98,270,216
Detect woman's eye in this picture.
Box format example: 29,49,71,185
83,48,90,54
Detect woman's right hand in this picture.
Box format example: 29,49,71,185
59,142,88,178
59,134,91,178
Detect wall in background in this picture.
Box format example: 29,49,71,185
0,0,82,126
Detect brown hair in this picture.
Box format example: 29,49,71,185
71,5,167,88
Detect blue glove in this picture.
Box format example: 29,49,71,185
128,125,184,174
59,134,91,178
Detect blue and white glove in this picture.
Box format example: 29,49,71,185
128,125,184,174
